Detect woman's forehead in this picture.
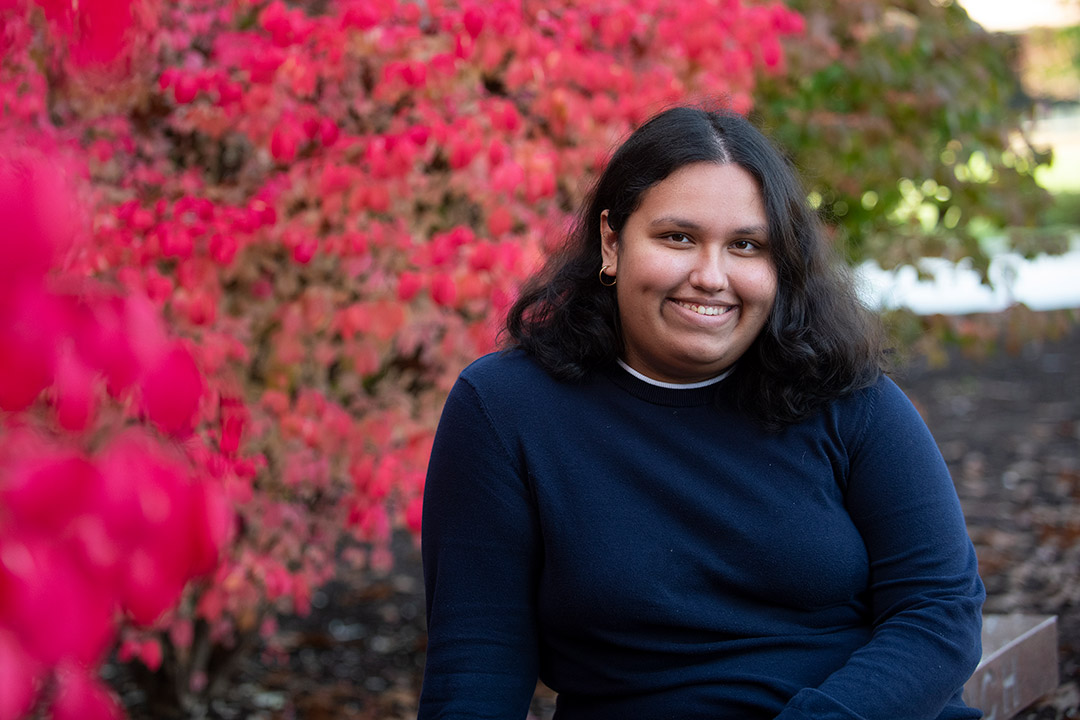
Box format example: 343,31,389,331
631,163,766,223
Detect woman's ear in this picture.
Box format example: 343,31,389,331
600,209,618,271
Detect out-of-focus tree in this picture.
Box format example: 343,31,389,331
753,0,1077,363
1018,25,1080,102
755,0,1060,275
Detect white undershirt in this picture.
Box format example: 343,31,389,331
617,358,733,389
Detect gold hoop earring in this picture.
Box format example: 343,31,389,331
599,265,616,287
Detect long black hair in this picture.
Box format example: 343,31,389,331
505,105,884,429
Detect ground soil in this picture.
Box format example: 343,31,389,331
900,326,1080,720
143,323,1080,720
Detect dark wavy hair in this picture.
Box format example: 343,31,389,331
505,105,885,429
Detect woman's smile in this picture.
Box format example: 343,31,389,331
670,299,736,318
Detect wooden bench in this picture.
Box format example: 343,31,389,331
963,614,1059,719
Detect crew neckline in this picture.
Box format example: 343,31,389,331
605,360,732,407
616,359,733,389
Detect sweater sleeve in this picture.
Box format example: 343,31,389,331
417,375,541,720
775,377,985,720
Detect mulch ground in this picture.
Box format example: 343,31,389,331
899,327,1080,720
146,322,1080,719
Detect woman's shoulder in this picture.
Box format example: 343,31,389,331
461,347,542,381
850,372,919,418
451,348,598,432
457,348,570,398
822,370,931,448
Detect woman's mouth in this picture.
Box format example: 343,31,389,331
673,300,734,317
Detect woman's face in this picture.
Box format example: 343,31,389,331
600,162,777,383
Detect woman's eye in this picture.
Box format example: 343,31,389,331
665,233,692,244
732,239,758,251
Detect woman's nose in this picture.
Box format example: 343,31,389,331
688,249,728,292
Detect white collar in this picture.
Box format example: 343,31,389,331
616,359,733,389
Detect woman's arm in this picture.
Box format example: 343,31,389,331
418,375,542,720
776,377,985,720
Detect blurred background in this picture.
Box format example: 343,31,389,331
0,0,1077,718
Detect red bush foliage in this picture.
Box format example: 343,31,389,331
0,142,227,717
0,0,800,711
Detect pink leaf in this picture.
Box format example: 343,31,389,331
0,146,75,290
463,7,485,38
485,207,513,239
397,271,423,302
0,287,59,412
173,74,199,104
0,539,115,666
270,122,301,163
51,664,123,720
209,232,238,265
0,630,40,720
186,481,230,578
141,343,204,437
430,273,457,308
404,495,423,534
318,118,339,147
219,394,247,456
139,639,162,671
0,450,99,536
64,0,137,68
122,547,188,626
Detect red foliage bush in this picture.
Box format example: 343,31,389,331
0,0,800,712
0,143,227,717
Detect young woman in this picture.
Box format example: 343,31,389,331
418,106,984,719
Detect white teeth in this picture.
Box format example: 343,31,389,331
676,301,731,316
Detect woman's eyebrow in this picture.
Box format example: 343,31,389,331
647,216,705,229
733,224,769,237
648,217,769,238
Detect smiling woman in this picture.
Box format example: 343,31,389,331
418,105,986,720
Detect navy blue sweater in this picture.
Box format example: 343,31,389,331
420,351,984,719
